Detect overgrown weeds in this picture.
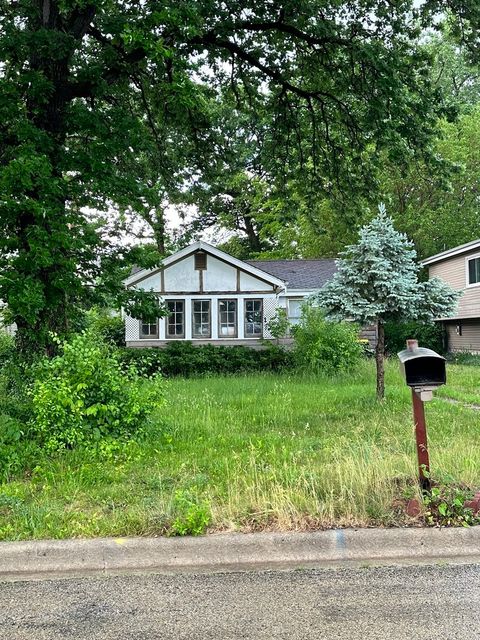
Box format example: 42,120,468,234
1,360,479,540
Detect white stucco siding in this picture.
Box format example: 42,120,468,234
163,255,198,292
136,272,161,291
202,256,237,291
239,271,274,292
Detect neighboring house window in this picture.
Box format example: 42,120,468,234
244,299,263,337
192,300,211,338
218,299,237,337
166,300,185,338
468,256,480,285
288,299,303,325
140,319,158,339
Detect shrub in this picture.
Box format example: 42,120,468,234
29,331,163,451
86,309,125,347
118,341,294,378
266,307,290,342
0,332,14,369
384,320,445,356
293,305,363,374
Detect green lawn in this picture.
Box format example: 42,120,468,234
1,360,480,540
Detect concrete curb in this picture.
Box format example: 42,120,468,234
2,527,480,582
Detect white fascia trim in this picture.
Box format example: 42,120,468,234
124,241,286,289
421,239,480,266
282,289,320,297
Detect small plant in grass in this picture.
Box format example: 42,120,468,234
169,490,211,536
422,485,480,527
29,331,163,451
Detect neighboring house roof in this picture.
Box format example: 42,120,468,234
246,259,337,290
422,239,480,266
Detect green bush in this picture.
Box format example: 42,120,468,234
86,309,125,347
119,341,294,378
0,332,14,369
293,306,363,374
29,331,163,451
384,320,445,356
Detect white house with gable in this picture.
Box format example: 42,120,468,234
123,241,343,348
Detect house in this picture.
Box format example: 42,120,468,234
422,239,480,352
124,241,342,348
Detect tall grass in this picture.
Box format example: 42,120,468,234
1,360,480,539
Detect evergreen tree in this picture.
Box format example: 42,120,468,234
315,205,459,399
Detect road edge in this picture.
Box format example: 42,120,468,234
2,527,480,582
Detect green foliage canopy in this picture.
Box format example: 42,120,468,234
0,1,455,354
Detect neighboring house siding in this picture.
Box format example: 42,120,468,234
445,320,480,353
429,247,480,319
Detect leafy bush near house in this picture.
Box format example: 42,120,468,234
384,320,445,356
87,309,125,347
0,332,14,369
29,331,163,451
292,305,363,374
266,307,290,342
119,341,294,378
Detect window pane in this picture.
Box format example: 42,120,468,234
193,300,210,338
219,300,236,337
166,300,184,337
245,299,263,336
469,259,476,284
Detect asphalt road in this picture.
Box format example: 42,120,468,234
1,563,479,639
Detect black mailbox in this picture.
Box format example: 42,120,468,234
398,346,446,388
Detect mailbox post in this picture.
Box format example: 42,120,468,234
398,339,447,492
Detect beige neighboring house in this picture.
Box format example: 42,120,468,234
422,239,480,352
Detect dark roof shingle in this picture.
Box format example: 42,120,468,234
246,259,337,290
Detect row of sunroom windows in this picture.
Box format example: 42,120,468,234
140,299,264,339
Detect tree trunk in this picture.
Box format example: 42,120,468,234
376,319,385,400
242,214,263,253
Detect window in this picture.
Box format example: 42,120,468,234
166,300,185,338
140,319,158,339
218,299,237,337
192,300,211,338
288,299,303,326
468,257,480,285
195,251,207,270
244,299,263,337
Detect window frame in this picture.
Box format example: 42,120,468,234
218,298,238,338
192,299,211,339
139,319,159,340
466,254,480,288
244,298,263,338
165,299,185,339
287,298,304,324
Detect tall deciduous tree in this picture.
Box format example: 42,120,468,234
0,1,452,355
315,206,459,400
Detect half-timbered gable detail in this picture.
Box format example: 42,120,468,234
124,241,343,348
